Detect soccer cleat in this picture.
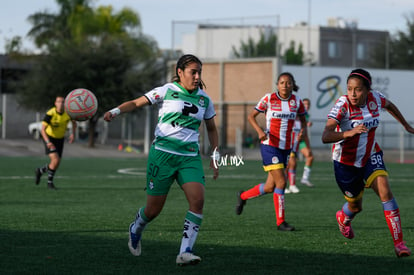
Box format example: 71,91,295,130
176,251,201,266
300,178,314,187
277,221,295,231
235,190,246,215
336,210,354,239
289,185,300,193
35,168,42,185
47,182,57,190
394,241,411,258
284,188,291,194
128,222,141,256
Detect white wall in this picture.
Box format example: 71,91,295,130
180,25,321,63
283,65,414,149
283,65,413,122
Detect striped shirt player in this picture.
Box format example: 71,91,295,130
236,72,307,232
287,98,314,190
255,92,306,150
322,68,414,258
327,90,386,167
144,82,216,156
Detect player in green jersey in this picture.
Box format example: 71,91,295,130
104,54,219,266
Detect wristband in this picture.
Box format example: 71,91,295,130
109,107,121,117
45,140,50,144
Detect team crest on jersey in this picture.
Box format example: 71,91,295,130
199,96,205,107
369,101,377,111
272,156,279,164
289,99,298,112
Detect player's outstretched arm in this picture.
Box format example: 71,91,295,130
385,99,414,134
104,96,150,122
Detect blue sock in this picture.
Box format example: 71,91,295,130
342,202,356,218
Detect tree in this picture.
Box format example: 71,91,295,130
27,0,94,50
16,0,162,147
370,12,414,69
232,29,304,64
4,36,23,54
389,13,414,69
232,30,278,58
284,41,304,65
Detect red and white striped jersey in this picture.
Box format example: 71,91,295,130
255,92,306,149
327,90,387,167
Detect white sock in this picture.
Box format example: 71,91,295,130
132,208,148,235
302,166,311,180
179,211,203,254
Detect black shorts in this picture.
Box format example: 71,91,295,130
260,144,291,171
333,151,388,201
44,137,64,157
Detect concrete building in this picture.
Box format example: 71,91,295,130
178,17,389,68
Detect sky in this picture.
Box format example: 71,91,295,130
0,0,413,54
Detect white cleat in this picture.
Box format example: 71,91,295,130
128,222,142,256
176,252,201,266
289,185,300,193
300,178,314,187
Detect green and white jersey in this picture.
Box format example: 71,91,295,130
145,82,216,156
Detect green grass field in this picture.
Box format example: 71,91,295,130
1,156,414,274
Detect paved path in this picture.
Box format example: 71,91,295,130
0,138,140,158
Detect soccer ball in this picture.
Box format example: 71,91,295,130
65,88,98,121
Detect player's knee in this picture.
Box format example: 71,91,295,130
263,185,275,193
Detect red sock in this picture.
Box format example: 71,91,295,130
273,193,285,226
288,169,296,186
241,184,263,200
384,208,403,245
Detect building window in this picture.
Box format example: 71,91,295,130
357,43,366,60
328,41,340,58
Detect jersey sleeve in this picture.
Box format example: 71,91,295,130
204,96,216,120
144,85,168,105
376,91,387,109
255,93,270,113
42,108,53,125
327,96,348,123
